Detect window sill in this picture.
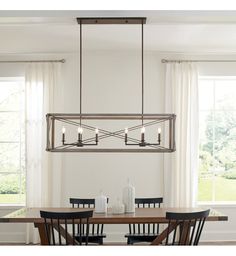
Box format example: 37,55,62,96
0,204,25,210
198,202,236,208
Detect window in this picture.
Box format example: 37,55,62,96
0,77,25,205
198,76,236,203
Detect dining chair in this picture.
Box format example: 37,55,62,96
154,209,210,246
69,198,109,245
40,210,93,245
125,197,163,244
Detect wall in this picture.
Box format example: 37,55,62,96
0,206,26,243
0,52,236,243
201,204,236,242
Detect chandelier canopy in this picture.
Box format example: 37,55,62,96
46,17,176,153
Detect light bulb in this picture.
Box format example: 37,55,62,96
125,128,128,134
141,126,145,133
95,128,99,134
78,127,83,134
62,127,66,134
158,128,161,134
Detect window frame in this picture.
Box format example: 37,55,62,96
198,75,236,205
0,76,26,206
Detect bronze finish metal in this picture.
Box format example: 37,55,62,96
76,17,146,25
46,113,176,153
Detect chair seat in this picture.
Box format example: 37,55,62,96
125,233,159,243
76,233,106,238
75,233,107,244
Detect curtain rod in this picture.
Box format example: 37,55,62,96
162,59,236,63
0,59,66,63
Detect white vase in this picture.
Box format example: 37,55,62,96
95,191,107,213
112,198,125,214
122,179,135,213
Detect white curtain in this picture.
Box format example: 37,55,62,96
164,62,199,208
25,62,61,244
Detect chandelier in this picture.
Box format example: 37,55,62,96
46,17,176,153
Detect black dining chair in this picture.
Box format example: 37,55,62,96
125,197,163,244
40,210,93,245
69,198,109,245
159,209,210,246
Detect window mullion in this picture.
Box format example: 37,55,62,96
212,79,216,202
19,82,22,203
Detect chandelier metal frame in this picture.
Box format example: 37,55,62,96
46,113,176,153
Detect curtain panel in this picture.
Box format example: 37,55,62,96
25,62,62,244
164,63,199,208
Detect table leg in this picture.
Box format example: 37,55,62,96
34,223,49,245
151,223,177,245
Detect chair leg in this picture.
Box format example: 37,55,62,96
127,238,134,245
127,238,130,245
99,238,103,245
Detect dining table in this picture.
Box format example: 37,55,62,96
0,207,228,245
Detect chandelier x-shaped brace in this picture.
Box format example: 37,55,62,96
46,113,176,153
54,118,164,149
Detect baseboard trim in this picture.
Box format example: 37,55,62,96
0,232,25,244
201,230,236,241
200,241,236,245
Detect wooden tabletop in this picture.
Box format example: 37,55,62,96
0,207,228,224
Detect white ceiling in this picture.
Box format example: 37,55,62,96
1,11,236,54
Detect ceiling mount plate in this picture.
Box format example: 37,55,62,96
76,17,146,25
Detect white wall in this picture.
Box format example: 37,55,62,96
0,52,236,243
0,206,26,243
201,204,236,242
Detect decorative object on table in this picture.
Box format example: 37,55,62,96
123,179,135,213
95,191,108,213
112,198,125,215
46,17,176,153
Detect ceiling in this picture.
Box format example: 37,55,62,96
1,11,236,54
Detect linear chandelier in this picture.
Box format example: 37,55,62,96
46,17,176,153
